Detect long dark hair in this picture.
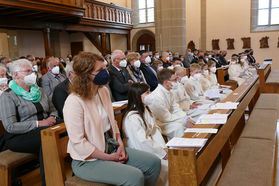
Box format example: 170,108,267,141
125,82,151,129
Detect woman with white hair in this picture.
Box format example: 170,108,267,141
0,59,58,186
0,65,9,95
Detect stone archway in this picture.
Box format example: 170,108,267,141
132,29,155,51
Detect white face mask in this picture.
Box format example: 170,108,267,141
243,56,248,60
205,58,209,61
133,60,141,68
208,55,212,58
157,66,163,71
51,66,60,75
240,59,246,63
32,65,38,72
203,70,209,75
24,73,37,86
231,61,236,65
145,56,151,64
210,67,216,73
0,78,8,85
143,94,153,106
167,65,174,70
104,60,108,66
171,81,179,90
181,76,188,84
155,55,160,59
119,60,127,67
193,73,202,80
166,57,170,61
174,64,182,68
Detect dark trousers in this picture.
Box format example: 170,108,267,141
5,127,48,186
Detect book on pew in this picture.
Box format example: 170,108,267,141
184,128,218,134
205,89,220,99
112,100,128,107
196,113,228,124
166,137,208,147
211,102,239,110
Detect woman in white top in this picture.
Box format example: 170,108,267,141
199,63,211,91
207,60,232,99
228,55,250,86
122,82,168,186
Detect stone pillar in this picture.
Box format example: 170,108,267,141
201,0,206,51
155,0,186,54
43,28,51,57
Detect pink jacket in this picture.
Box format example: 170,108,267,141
63,86,120,161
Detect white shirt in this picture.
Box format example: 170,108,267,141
94,94,111,132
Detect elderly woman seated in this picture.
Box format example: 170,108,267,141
0,65,9,95
126,52,146,83
0,59,58,186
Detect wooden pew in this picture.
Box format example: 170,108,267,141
257,63,279,93
217,66,237,90
41,105,127,186
0,121,37,186
168,76,260,186
217,93,279,186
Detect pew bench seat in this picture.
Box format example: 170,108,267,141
254,93,279,110
218,93,279,186
218,138,274,186
240,108,277,142
65,176,108,186
0,150,36,186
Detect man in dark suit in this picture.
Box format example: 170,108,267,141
218,51,228,66
140,51,158,91
52,62,74,119
108,50,133,101
245,49,258,65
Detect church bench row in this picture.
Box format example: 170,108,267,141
216,66,238,90
258,63,279,93
41,106,127,186
0,120,37,186
168,75,260,186
218,93,279,186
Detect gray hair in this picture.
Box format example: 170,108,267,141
46,57,56,68
65,62,73,78
111,50,123,63
0,65,7,74
10,59,32,78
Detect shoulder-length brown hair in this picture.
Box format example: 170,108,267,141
70,52,104,100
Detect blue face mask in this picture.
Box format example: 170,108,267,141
93,69,110,85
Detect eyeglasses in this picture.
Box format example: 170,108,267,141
17,70,36,74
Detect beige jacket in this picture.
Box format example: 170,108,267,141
63,86,120,161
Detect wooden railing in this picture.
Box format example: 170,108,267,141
40,0,85,8
83,0,132,25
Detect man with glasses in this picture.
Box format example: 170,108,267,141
108,49,133,101
41,57,66,99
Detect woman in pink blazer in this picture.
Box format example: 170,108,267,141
63,52,161,186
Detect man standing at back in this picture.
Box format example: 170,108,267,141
108,50,133,101
139,50,158,91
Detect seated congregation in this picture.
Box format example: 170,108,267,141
0,48,265,186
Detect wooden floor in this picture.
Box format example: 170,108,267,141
20,168,41,186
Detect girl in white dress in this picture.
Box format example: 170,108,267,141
122,82,168,186
228,55,250,86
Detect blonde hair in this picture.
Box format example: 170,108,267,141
190,63,201,72
126,52,140,64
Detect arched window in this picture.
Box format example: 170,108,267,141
138,0,154,23
252,0,279,31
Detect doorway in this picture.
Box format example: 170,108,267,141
71,42,83,57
